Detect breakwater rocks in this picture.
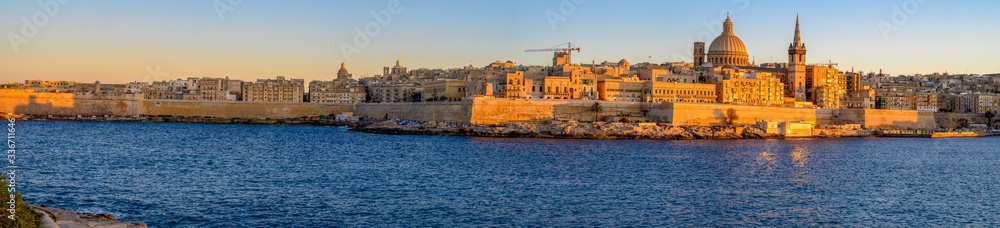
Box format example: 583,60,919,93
357,120,783,140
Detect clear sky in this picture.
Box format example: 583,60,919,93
1,0,997,84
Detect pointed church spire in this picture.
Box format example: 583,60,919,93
793,13,803,47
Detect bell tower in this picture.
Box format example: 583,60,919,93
693,42,705,66
787,14,807,101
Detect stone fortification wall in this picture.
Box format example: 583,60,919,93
355,101,473,123
142,100,353,119
1,89,353,119
934,112,988,128
837,109,935,129
654,102,835,126
0,89,140,116
471,98,646,125
354,98,646,125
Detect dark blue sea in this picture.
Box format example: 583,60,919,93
17,121,1000,227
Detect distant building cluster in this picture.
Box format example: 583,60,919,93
146,77,242,101
3,14,999,116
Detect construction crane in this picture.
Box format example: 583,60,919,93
810,60,838,66
525,42,581,66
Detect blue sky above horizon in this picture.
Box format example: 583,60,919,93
1,0,998,83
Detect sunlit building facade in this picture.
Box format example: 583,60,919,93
717,76,785,106
242,76,305,102
805,65,846,109
643,81,716,103
597,77,644,102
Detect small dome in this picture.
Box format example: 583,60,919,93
338,62,349,74
618,59,630,66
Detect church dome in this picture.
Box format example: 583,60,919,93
337,62,351,80
338,62,349,74
707,13,750,66
709,34,747,54
618,59,630,66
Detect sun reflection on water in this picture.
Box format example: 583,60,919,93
791,147,809,168
789,146,812,188
756,151,776,164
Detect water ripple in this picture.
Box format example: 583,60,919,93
16,121,1000,227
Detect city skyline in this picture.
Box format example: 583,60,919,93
1,0,998,84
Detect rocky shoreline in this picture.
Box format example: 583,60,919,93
31,205,147,228
7,113,994,139
4,113,354,126
355,119,801,140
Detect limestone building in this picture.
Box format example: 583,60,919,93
597,76,644,102
242,76,305,102
717,74,785,106
844,88,876,109
422,79,468,102
805,65,846,109
497,71,528,99
367,84,418,103
643,81,716,103
875,90,937,112
542,76,572,99
308,63,366,104
20,80,76,93
178,77,241,101
955,93,1000,114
